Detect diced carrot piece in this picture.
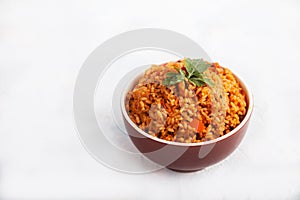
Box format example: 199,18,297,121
190,118,205,133
197,121,205,133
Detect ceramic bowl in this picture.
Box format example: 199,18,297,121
121,69,253,172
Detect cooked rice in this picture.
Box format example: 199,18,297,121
125,60,247,143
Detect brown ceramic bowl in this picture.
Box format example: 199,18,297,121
121,70,253,172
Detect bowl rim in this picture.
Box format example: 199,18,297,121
120,67,254,147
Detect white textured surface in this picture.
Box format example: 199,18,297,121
1,0,300,199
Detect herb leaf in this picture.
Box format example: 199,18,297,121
162,58,214,87
185,59,195,78
189,77,205,86
185,58,211,73
202,76,214,87
163,71,184,86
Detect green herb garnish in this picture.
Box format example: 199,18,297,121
163,58,214,87
162,69,185,86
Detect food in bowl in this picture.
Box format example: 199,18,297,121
125,58,247,143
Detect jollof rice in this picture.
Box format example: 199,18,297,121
125,60,247,143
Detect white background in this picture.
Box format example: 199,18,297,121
1,0,300,199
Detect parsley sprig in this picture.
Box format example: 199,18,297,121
163,58,214,87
